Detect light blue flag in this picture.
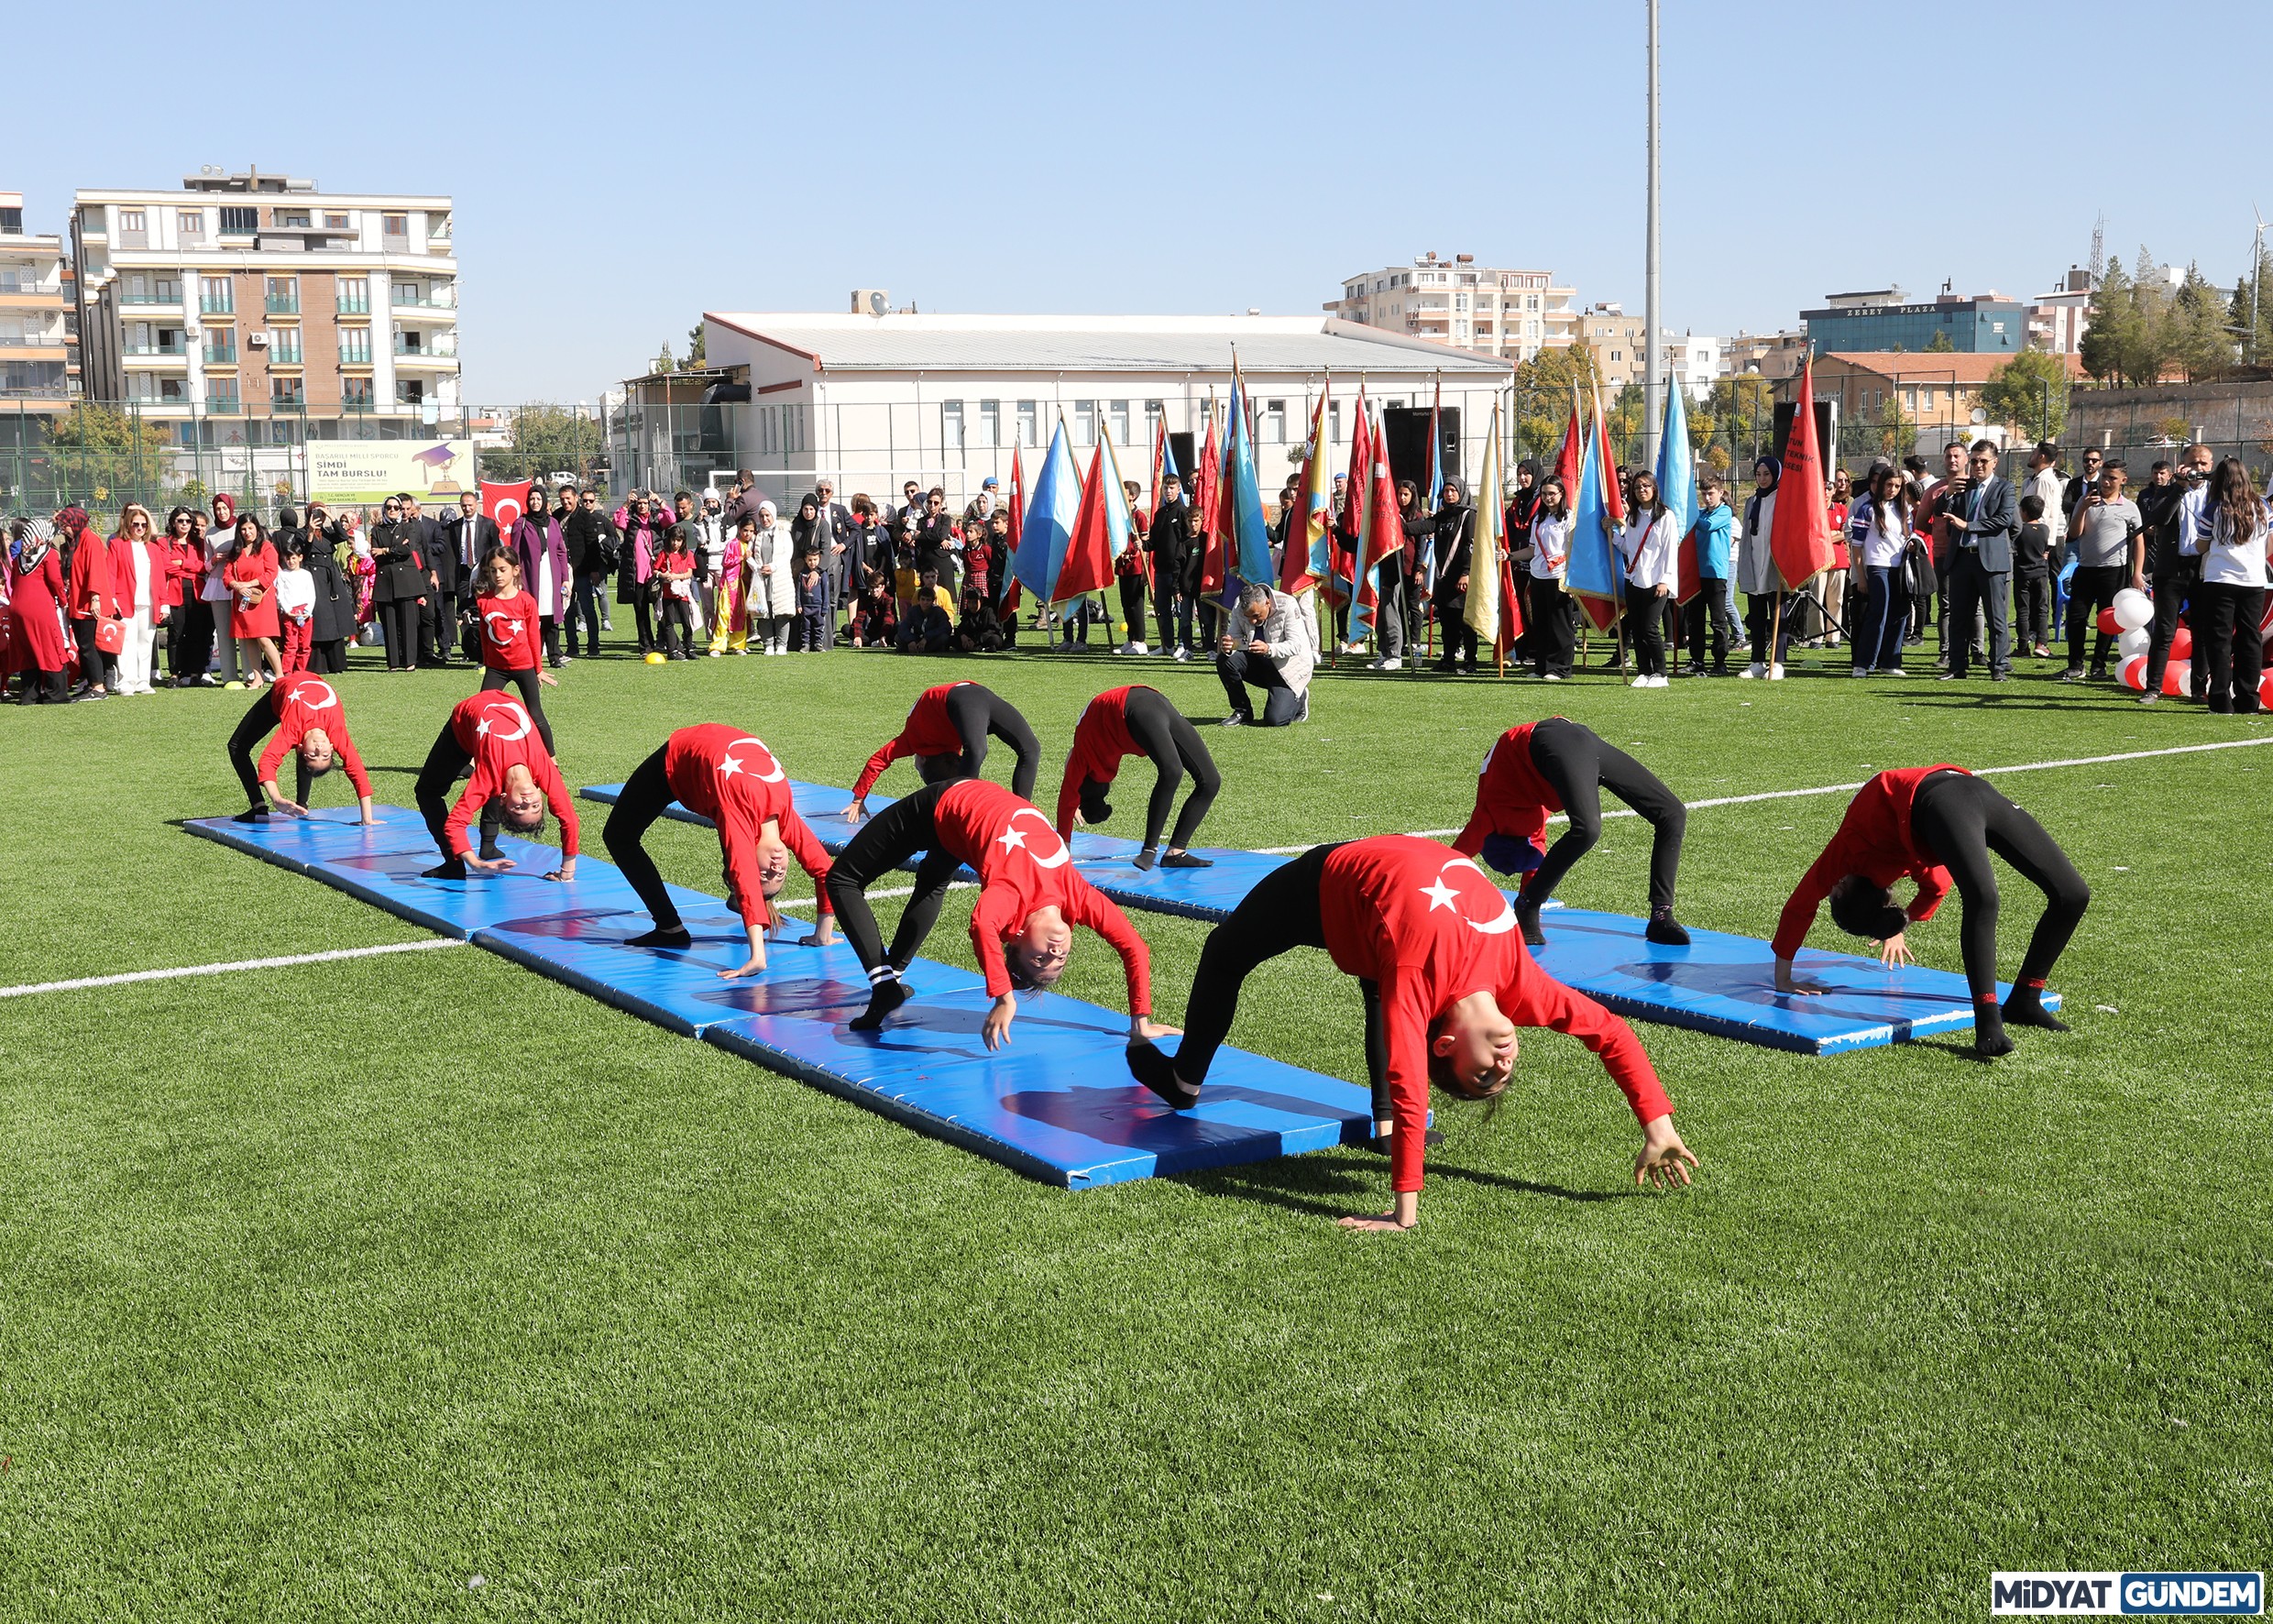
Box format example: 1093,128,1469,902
1565,416,1623,625
1015,420,1082,601
1221,372,1271,593
1654,382,1697,554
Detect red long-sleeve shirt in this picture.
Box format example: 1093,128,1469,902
1054,686,1141,839
852,681,974,800
255,677,374,798
932,778,1150,1014
1771,765,1962,961
477,589,542,671
1318,836,1670,1195
662,724,833,928
1449,721,1559,866
444,690,578,859
65,526,118,619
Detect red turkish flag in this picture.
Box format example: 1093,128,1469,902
1770,355,1834,587
1054,445,1119,601
1553,394,1583,510
1196,406,1225,595
480,479,533,533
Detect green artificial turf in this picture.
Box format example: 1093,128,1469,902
1,635,2268,1621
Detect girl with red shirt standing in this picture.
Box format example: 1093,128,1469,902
58,506,117,699
5,519,71,704
471,552,558,753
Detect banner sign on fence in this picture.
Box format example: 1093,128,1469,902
305,439,475,505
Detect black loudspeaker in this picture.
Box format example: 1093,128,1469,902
1771,399,1838,465
1378,406,1462,493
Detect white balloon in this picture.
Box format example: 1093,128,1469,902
2112,587,2154,633
2117,627,2150,663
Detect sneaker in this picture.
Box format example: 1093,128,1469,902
2059,667,2087,683
1172,646,1190,663
1542,672,1563,682
1767,664,1784,681
1740,663,1763,679
1883,666,1907,677
1631,675,1653,688
1297,693,1311,721
708,649,723,658
1851,666,1872,677
1128,641,1148,655
1378,656,1401,671
2138,692,2160,705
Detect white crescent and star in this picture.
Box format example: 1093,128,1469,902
997,807,1069,869
288,679,337,711
1420,857,1516,935
479,700,533,743
482,610,522,645
718,736,785,785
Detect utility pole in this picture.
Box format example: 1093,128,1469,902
1641,0,1664,470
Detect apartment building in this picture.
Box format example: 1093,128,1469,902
1725,329,1808,383
1577,302,1644,389
0,192,77,413
1326,252,1577,362
1801,287,2026,357
1662,332,1723,401
71,169,457,444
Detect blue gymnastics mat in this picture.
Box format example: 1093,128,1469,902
183,807,1376,1187
1526,906,2057,1057
582,779,2038,1056
580,777,1293,924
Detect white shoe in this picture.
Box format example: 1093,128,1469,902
1883,666,1907,677
1851,666,1872,677
1297,693,1311,722
1767,663,1785,681
1740,664,1763,679
1631,675,1653,688
708,650,722,658
1128,641,1148,655
1542,672,1563,682
1172,646,1190,663
1378,656,1401,671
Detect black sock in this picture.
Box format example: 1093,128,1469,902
1161,850,1213,869
1973,1001,2015,1058
850,976,908,1032
1516,897,1545,948
2004,984,2070,1032
1645,905,1690,947
1132,847,1158,871
627,925,691,949
1126,1039,1200,1108
233,806,268,823
423,858,467,880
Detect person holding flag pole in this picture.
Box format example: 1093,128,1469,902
1762,354,1837,677
1279,380,1338,673
1463,397,1521,675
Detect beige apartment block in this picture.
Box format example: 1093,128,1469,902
71,168,457,447
0,192,78,416
1327,252,1577,362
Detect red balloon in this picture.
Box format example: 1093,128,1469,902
2096,607,2123,636
2169,625,2194,661
2162,660,2192,697
2121,655,2147,692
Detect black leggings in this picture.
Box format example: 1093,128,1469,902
930,685,1040,802
1179,842,1390,1119
1521,717,1686,913
225,691,315,809
1910,771,2090,1004
378,598,421,669
824,781,961,981
479,664,555,753
602,746,683,930
1624,584,1667,677
1122,686,1221,851
413,724,502,860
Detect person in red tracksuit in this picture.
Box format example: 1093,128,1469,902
825,776,1179,1049
1450,716,1692,947
1131,834,1697,1230
225,675,377,823
472,552,558,753
412,689,580,881
1773,765,2087,1058
844,681,1040,816
603,724,839,977
1053,685,1221,868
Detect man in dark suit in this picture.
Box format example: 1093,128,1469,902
435,492,497,665
808,477,856,602
1941,440,2016,682
444,490,500,575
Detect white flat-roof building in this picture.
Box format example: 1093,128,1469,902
619,311,1512,507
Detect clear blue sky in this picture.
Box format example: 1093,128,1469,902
16,0,2271,402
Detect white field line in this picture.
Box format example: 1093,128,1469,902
769,881,977,910
1256,735,2273,852
0,938,467,1000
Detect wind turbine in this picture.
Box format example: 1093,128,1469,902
2252,206,2267,365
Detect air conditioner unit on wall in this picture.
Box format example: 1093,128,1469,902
247,332,268,347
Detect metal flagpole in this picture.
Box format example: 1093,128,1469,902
1641,0,1664,473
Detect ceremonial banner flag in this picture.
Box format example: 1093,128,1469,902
1197,401,1225,594
1213,363,1271,590
1150,420,1179,509
480,480,533,533
1464,396,1512,648
1565,407,1623,632
1001,445,1026,612
1361,399,1405,641
1591,376,1627,529
1553,390,1584,509
1345,389,1378,639
1059,437,1132,602
1770,354,1836,589
1280,382,1334,595
1013,420,1082,603
1654,383,1700,604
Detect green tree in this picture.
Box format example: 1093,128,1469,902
685,323,707,368
1700,374,1776,466
1924,330,1956,354
652,342,677,376
43,401,173,509
1510,345,1598,458
1980,350,2072,442
48,400,172,455
477,403,604,482
2168,262,2234,382
2224,245,2273,367
1866,393,1920,460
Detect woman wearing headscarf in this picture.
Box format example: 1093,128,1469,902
222,512,283,687
616,494,667,655
511,486,572,669
58,506,118,700
6,518,71,704
752,499,798,655
106,503,170,696
1737,455,1791,680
